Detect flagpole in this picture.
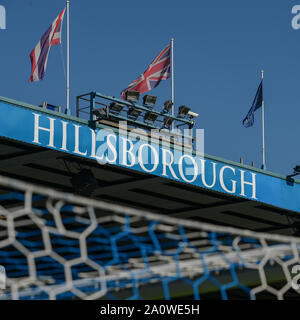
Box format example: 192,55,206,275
171,38,174,130
261,70,265,170
66,0,70,115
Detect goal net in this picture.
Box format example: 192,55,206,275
0,175,299,300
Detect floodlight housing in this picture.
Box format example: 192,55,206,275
163,116,174,129
127,107,142,120
163,100,173,113
187,110,199,119
144,111,159,124
294,166,300,174
125,90,140,102
177,105,190,117
143,95,157,107
109,102,124,115
93,108,107,118
287,165,300,178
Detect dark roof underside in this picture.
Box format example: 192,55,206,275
0,137,299,236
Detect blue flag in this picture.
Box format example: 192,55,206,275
243,81,263,128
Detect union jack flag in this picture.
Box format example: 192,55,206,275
121,44,171,99
29,8,65,82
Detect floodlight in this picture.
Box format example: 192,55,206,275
177,105,190,117
163,116,174,129
162,100,173,113
125,90,140,102
144,111,159,124
70,169,98,196
294,166,300,174
187,110,199,119
109,102,124,115
287,165,300,178
93,108,107,118
143,95,157,107
127,107,142,120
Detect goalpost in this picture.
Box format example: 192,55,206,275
0,174,299,300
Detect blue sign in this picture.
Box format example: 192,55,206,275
0,98,300,214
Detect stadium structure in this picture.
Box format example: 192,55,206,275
0,91,300,300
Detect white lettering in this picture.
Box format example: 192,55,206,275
121,137,135,167
91,129,104,162
73,124,87,156
60,121,68,151
32,113,55,148
240,170,257,199
200,160,217,188
138,143,159,173
162,148,179,179
220,166,237,194
106,134,117,163
178,154,198,183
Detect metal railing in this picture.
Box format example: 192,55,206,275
76,92,195,129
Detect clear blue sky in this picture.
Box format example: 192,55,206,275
1,0,300,175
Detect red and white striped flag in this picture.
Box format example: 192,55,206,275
29,8,65,82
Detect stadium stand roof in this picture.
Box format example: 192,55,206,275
0,95,300,236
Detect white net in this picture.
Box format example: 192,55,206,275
0,175,299,300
